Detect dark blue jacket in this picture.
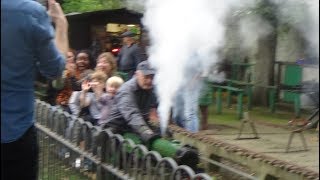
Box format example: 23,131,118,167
117,43,145,78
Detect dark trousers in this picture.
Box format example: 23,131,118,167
1,125,39,180
199,105,209,130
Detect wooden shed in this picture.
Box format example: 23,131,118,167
66,8,143,51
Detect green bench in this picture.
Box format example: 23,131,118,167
229,62,255,109
211,84,244,119
269,62,304,117
225,79,254,110
267,85,302,117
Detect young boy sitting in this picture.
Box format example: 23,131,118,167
98,76,124,127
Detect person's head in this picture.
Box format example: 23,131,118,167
135,61,155,90
105,76,124,96
95,52,117,76
89,70,108,92
65,49,76,71
66,50,75,64
78,69,94,83
120,31,136,45
75,50,94,71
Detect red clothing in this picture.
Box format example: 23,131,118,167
55,70,82,105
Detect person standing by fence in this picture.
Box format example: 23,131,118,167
1,0,69,179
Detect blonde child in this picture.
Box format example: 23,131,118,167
98,76,124,126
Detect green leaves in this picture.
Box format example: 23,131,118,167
62,0,123,14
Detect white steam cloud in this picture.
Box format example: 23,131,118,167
122,0,319,134
142,0,244,135
123,0,256,134
238,15,273,50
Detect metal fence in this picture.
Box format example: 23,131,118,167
35,99,212,180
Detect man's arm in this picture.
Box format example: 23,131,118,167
133,46,146,67
116,91,147,126
115,88,159,143
79,83,91,108
33,0,68,79
48,0,69,57
116,90,159,143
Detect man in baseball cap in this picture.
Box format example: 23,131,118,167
135,60,156,89
119,30,137,38
103,60,159,145
136,60,155,75
117,31,146,79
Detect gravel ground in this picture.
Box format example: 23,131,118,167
201,121,319,173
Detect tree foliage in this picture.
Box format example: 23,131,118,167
62,0,124,13
234,0,311,28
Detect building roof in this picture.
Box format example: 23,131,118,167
66,8,143,22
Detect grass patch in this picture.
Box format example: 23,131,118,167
206,103,311,127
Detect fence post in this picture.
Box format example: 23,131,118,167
173,165,195,179
144,151,162,180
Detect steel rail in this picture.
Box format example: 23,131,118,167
199,156,258,180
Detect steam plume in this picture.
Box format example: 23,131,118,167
238,15,273,51
122,0,319,134
141,0,240,135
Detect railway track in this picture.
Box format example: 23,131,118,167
150,122,319,180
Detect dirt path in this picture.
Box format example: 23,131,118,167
201,122,319,172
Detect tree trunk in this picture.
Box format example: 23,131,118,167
253,31,277,106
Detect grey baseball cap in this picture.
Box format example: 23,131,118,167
120,31,136,38
137,61,156,75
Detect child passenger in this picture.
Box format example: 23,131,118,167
68,70,93,118
98,76,124,127
79,71,108,125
